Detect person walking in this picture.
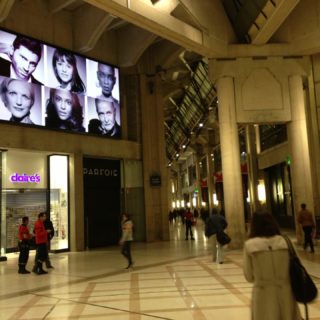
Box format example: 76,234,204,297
18,216,32,274
119,213,134,269
184,208,195,240
297,203,315,253
243,212,301,320
205,211,228,263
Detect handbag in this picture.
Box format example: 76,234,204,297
283,235,318,319
216,231,231,245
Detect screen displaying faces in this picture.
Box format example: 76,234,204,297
0,29,121,138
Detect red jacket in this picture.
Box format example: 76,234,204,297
18,224,31,241
34,219,48,244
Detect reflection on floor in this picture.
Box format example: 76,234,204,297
0,219,320,319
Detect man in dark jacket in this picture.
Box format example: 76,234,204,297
44,215,55,268
205,211,228,263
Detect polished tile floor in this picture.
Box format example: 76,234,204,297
1,220,320,319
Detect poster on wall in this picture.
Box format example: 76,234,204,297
0,28,121,138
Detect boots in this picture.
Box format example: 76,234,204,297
45,258,54,269
33,262,48,275
18,264,30,274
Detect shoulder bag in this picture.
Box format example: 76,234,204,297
216,230,231,245
283,235,318,319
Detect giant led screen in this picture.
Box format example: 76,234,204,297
0,29,121,138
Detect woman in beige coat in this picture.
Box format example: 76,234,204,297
243,212,302,320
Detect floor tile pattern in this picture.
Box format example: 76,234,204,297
1,220,320,319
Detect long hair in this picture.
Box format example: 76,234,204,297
249,211,281,238
52,49,86,94
46,88,84,131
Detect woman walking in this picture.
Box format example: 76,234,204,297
119,213,134,269
243,212,302,320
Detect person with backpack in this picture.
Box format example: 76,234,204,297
205,210,228,263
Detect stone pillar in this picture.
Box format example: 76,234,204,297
288,75,314,241
69,152,85,251
140,74,169,241
216,77,246,248
245,125,260,214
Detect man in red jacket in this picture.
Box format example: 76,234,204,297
33,212,51,274
184,208,195,240
18,216,32,274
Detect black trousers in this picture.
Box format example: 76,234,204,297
18,241,30,265
34,242,51,266
185,221,193,239
303,226,314,252
121,241,132,265
36,243,48,263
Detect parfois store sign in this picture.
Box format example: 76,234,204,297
10,173,41,183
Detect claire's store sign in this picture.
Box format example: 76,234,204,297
10,173,41,183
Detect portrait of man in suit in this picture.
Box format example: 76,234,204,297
88,98,121,138
0,35,43,85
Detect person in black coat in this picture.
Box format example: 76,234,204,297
44,215,55,268
205,211,228,263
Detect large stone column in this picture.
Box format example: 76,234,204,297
287,75,314,241
216,77,246,248
140,74,169,241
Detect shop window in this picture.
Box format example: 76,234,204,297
49,155,69,251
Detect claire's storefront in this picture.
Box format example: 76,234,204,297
0,149,69,255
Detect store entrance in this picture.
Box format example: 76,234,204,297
5,189,47,252
265,162,294,228
85,187,120,247
83,158,121,248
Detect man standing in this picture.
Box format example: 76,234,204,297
184,208,195,240
88,99,121,137
0,35,43,84
18,216,32,274
44,214,54,268
297,203,316,253
33,212,51,275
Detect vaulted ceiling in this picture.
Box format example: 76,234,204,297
1,0,319,164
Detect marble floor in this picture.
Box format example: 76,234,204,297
1,220,320,320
